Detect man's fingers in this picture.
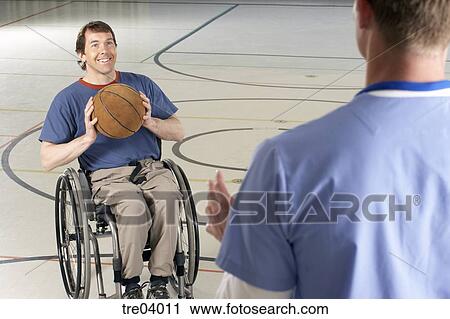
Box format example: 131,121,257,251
215,171,231,198
85,97,93,110
216,170,224,183
139,91,150,102
86,104,94,115
208,180,215,195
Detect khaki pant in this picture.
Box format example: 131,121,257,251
90,159,181,280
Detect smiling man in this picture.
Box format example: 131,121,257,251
39,21,184,299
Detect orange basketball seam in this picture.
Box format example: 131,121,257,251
96,116,121,138
104,84,143,127
92,96,118,138
99,92,136,134
113,84,145,120
103,90,142,128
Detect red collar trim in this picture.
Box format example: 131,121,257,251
79,71,120,90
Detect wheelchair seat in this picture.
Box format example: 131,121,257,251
55,159,200,299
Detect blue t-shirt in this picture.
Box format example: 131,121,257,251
216,80,450,298
39,71,178,171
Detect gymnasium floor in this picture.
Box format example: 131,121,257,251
1,0,447,298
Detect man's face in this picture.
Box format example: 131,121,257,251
80,30,117,77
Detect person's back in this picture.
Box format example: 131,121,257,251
209,0,450,298
266,83,450,297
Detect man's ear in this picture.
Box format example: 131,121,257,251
355,0,374,30
78,52,85,63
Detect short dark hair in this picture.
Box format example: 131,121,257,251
368,0,450,51
75,21,117,70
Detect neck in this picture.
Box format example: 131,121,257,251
365,46,447,86
83,70,117,85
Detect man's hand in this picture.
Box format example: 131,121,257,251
206,171,234,242
84,96,97,144
140,91,156,130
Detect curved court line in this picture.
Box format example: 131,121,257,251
168,50,365,61
161,51,365,89
155,54,362,90
141,4,239,63
1,126,53,200
146,3,366,94
172,127,288,172
150,7,362,91
1,97,338,200
0,121,43,151
1,125,211,224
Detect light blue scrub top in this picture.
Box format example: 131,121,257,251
217,81,450,298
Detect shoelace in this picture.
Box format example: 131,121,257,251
141,281,150,290
148,284,170,299
123,281,149,299
123,287,142,299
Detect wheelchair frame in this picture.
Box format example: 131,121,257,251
55,159,200,299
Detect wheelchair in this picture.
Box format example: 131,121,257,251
54,159,200,299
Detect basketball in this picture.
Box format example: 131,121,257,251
92,83,145,139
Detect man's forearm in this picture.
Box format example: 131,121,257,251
144,116,184,142
40,135,94,171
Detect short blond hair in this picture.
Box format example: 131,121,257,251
368,0,450,50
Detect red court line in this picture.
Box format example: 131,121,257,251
0,1,73,29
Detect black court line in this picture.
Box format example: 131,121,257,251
168,50,365,61
163,62,366,74
172,127,288,172
146,4,367,91
141,4,238,63
0,121,208,225
154,41,362,90
153,65,362,90
1,126,53,200
0,97,344,201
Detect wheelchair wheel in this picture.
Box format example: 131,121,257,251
55,169,91,298
163,160,200,296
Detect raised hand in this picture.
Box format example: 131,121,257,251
140,91,155,130
206,171,234,242
84,96,97,144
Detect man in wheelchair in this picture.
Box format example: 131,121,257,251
39,21,184,299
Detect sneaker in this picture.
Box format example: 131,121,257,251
123,286,144,299
147,283,170,299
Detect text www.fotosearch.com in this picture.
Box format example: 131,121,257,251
121,302,329,316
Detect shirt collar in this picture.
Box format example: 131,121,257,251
357,80,450,96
